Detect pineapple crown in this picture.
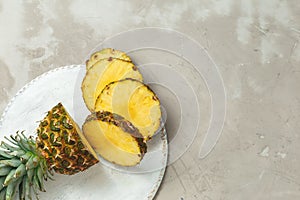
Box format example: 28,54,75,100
0,131,52,200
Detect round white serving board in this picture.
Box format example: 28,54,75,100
0,65,167,200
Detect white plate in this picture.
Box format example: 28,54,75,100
0,65,168,200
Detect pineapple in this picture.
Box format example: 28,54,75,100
82,58,143,111
86,48,131,70
94,78,161,141
83,111,147,166
0,103,99,199
36,103,99,175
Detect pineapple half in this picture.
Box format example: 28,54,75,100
0,103,99,200
82,58,143,111
36,103,99,175
86,48,131,70
95,78,161,141
83,111,147,166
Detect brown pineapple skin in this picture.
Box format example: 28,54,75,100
36,103,99,175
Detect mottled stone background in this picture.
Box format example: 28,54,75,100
0,0,300,199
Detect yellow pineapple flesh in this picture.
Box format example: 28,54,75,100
95,78,161,140
86,48,131,70
82,58,143,111
83,111,147,166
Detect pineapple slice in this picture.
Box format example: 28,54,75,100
81,59,143,111
95,78,161,140
86,48,131,70
36,103,99,175
83,111,147,166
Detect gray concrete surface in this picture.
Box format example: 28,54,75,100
0,1,299,199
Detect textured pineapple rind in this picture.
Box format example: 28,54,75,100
86,48,132,70
86,111,147,158
36,103,99,175
95,78,162,140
